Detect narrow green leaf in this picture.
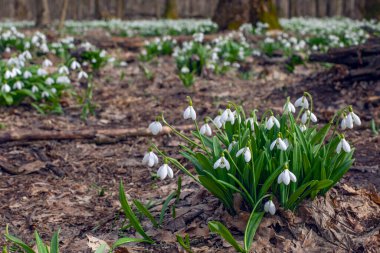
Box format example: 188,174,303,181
4,234,35,253
244,212,264,251
35,231,48,253
133,199,158,227
50,230,60,253
112,237,151,249
208,221,245,253
159,191,177,225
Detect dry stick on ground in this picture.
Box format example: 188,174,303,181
0,125,194,144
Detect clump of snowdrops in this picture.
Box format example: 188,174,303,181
143,93,358,251
146,92,358,216
140,36,177,61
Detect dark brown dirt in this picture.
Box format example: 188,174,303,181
0,45,379,252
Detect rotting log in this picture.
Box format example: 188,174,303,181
309,38,380,81
0,125,194,144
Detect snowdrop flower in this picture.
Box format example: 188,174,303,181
4,70,14,79
37,68,48,76
22,50,32,60
213,156,230,170
341,114,352,130
51,88,57,94
45,77,54,85
42,59,52,68
213,115,223,128
157,163,174,180
181,66,190,74
236,147,251,162
142,151,159,167
78,70,88,80
266,116,280,130
70,60,81,70
11,68,21,76
149,121,162,135
13,81,24,90
31,86,39,93
200,123,212,136
228,141,237,152
58,66,70,75
57,76,70,84
270,136,288,151
1,84,11,93
264,200,276,215
348,108,361,127
301,110,317,124
23,71,32,79
283,100,296,114
183,98,196,120
294,95,309,109
277,168,297,185
221,108,235,124
41,91,50,98
245,117,255,131
300,124,307,132
336,137,351,154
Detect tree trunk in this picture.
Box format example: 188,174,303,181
59,0,69,31
212,0,251,30
253,0,282,29
164,0,178,19
14,0,28,20
95,0,102,19
35,0,50,27
116,0,125,19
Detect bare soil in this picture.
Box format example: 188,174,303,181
0,42,379,252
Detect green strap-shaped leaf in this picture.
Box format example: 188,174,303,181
119,181,153,242
112,238,152,250
133,199,158,227
208,221,245,253
244,212,264,251
35,231,48,253
4,234,35,253
50,230,60,253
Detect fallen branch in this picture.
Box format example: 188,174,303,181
0,125,194,144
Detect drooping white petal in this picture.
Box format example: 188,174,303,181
183,107,191,119
346,114,353,129
350,112,361,126
266,117,274,130
294,96,309,109
288,171,297,183
189,106,196,120
236,148,245,157
228,141,237,152
301,112,308,124
341,117,347,130
273,117,280,128
244,148,251,162
309,112,317,122
214,115,223,128
167,165,174,179
200,124,212,136
270,140,277,150
278,139,288,151
223,158,230,170
282,170,290,185
157,164,168,180
342,139,351,152
300,124,307,132
336,141,343,154
213,158,221,169
277,171,284,184
264,200,276,215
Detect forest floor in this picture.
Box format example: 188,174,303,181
0,34,379,252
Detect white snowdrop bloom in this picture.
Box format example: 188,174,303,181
91,58,97,63
11,68,21,76
45,77,54,85
264,200,276,215
336,138,351,154
200,123,212,136
148,121,162,135
245,118,255,131
23,71,32,79
183,106,196,120
4,70,14,79
1,84,11,93
70,60,81,70
294,95,309,109
221,109,235,124
41,91,50,98
266,116,280,130
31,86,39,93
349,111,361,126
37,68,48,76
270,137,288,151
42,59,53,68
214,115,223,128
142,151,159,167
277,169,297,185
300,124,307,132
283,101,296,114
213,156,230,170
181,66,190,74
22,50,32,60
56,76,70,84
78,70,88,80
341,114,353,130
157,163,174,180
301,110,317,124
51,88,57,94
100,50,107,58
58,66,70,75
228,141,237,152
236,147,251,162
13,81,24,90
